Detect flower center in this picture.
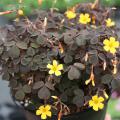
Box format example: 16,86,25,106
42,108,47,113
52,66,57,71
82,17,87,22
94,100,99,104
109,42,114,48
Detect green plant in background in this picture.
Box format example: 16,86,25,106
0,0,120,19
107,98,120,119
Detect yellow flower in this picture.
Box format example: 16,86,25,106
47,60,63,76
106,18,115,27
89,95,104,111
103,37,119,54
65,10,76,19
18,9,24,16
79,13,91,24
36,105,52,119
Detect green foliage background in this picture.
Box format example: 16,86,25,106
107,98,120,120
0,0,120,18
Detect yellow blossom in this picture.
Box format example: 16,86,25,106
36,105,52,119
106,18,115,27
103,37,119,54
79,13,91,24
65,10,76,19
47,60,63,76
18,9,24,16
89,95,105,111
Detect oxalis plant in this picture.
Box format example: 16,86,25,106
0,0,120,120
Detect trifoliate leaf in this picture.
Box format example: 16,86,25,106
38,86,51,99
68,66,81,80
16,41,28,49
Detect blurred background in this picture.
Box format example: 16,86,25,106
0,0,120,120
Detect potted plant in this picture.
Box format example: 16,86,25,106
0,0,120,120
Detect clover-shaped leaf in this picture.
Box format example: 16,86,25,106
30,63,39,71
33,81,44,90
74,89,84,97
16,41,28,49
64,34,73,45
8,46,20,58
45,82,55,91
89,54,99,65
27,47,35,56
23,85,32,94
38,86,51,99
76,36,86,46
36,35,45,45
73,63,85,70
30,42,39,48
21,57,32,66
68,66,81,80
4,41,15,47
33,55,42,64
102,74,113,84
73,96,84,107
15,89,25,101
90,37,98,44
64,54,73,64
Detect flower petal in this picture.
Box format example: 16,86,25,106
80,13,84,18
103,39,109,45
46,111,52,117
110,37,116,43
106,18,111,22
104,46,110,51
110,48,116,54
89,100,94,107
99,103,104,110
111,21,115,26
45,105,51,111
41,113,47,119
98,97,104,102
39,106,44,110
85,13,90,18
49,70,54,75
113,41,119,48
53,60,58,66
93,105,99,111
55,70,61,76
57,64,63,70
47,64,52,69
92,95,98,101
36,110,42,115
87,18,91,22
